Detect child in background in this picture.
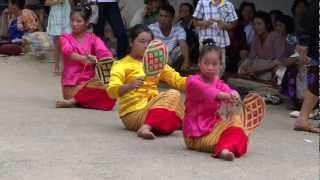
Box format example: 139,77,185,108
183,40,253,161
46,0,71,75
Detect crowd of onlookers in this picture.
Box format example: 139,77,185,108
0,0,318,118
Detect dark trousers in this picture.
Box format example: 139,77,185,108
94,2,128,59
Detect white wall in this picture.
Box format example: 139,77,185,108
120,0,193,25
230,0,295,15
121,0,296,23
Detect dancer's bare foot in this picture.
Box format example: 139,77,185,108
217,149,235,161
55,99,76,108
137,125,156,140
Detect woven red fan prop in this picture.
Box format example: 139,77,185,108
95,58,115,85
143,39,168,76
240,93,266,135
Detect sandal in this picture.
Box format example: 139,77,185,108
294,122,320,133
264,94,282,105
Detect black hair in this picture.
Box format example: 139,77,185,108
199,39,222,63
269,10,283,19
9,0,25,9
129,24,154,42
275,14,295,34
254,11,273,32
71,5,92,22
239,1,256,19
160,4,175,17
291,0,309,16
180,2,194,15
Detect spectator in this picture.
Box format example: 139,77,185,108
192,0,238,77
294,0,319,133
176,2,199,66
149,4,190,71
274,14,295,57
274,14,305,110
93,0,128,59
291,0,309,35
130,0,169,28
269,10,283,30
239,11,286,82
225,10,248,74
0,0,41,55
238,1,256,47
46,0,71,75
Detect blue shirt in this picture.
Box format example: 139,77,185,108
8,18,24,41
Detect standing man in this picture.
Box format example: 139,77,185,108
192,0,238,76
93,0,128,59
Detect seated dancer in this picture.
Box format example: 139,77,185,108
183,41,262,161
107,24,186,140
55,6,116,111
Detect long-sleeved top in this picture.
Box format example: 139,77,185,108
107,55,186,117
60,32,113,86
183,74,236,138
248,31,286,61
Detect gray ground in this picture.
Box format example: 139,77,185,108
0,55,318,180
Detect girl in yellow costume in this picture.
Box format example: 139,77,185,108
107,24,186,140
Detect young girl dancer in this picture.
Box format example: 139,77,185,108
55,6,116,111
183,41,258,161
107,24,186,140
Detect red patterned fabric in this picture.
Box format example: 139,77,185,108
144,108,181,135
74,87,116,111
213,127,248,158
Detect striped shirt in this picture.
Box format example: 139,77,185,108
148,22,186,53
193,0,238,48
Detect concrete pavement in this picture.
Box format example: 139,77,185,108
0,56,318,180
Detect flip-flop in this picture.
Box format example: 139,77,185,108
264,94,282,105
289,111,318,119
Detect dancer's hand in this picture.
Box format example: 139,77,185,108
128,79,144,90
230,91,241,105
85,55,97,64
218,92,232,102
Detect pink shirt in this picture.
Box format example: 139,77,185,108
183,74,235,138
60,33,112,86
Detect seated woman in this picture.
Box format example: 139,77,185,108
275,15,306,110
55,6,116,111
0,0,41,56
239,11,286,82
107,24,186,140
